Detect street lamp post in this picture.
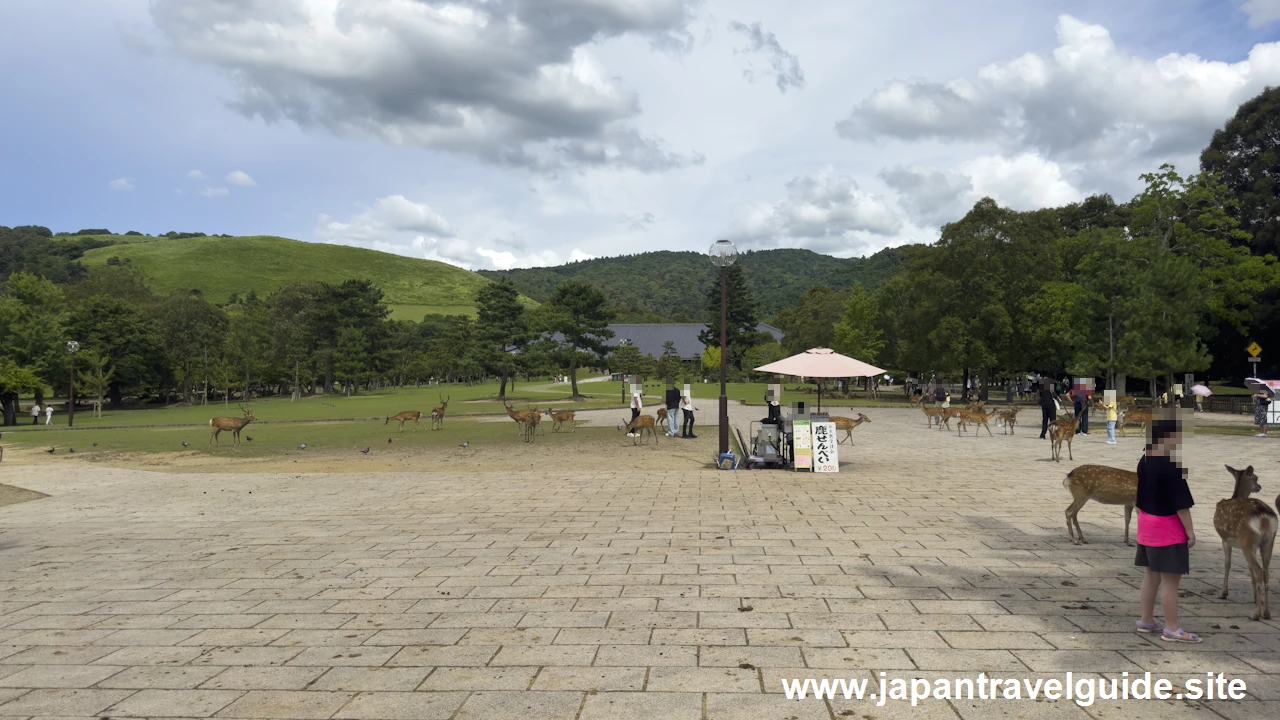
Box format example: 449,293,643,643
66,341,80,428
708,240,738,458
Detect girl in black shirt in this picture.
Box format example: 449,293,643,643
1134,419,1200,643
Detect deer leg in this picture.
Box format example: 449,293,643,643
1124,504,1134,547
1065,497,1087,544
1262,534,1275,620
1242,537,1265,621
1066,437,1073,461
984,421,993,438
1220,540,1232,600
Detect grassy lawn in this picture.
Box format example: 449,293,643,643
386,304,477,321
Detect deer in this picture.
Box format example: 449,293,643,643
1214,465,1277,621
994,407,1019,434
918,399,944,428
1049,414,1080,462
1063,464,1137,546
385,410,423,432
523,409,542,443
956,407,997,437
209,404,256,447
430,395,450,430
544,408,576,433
829,414,870,445
620,415,659,445
503,400,535,436
938,406,963,431
1119,407,1152,438
656,407,669,427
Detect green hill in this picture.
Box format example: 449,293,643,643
479,245,912,322
77,235,504,320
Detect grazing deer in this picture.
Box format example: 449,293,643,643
1119,407,1151,437
503,400,535,436
385,411,423,432
209,405,256,447
1063,464,1137,546
544,408,576,433
430,395,450,430
1214,465,1277,620
830,414,870,445
620,415,659,445
918,399,943,428
656,407,668,426
956,407,997,437
1049,414,1080,462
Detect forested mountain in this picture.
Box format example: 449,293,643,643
479,245,911,322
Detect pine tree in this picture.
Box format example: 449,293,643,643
698,263,761,369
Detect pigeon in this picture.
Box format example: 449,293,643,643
459,441,469,448
360,447,370,454
246,436,253,442
387,438,392,444
92,443,97,447
69,448,75,453
297,443,308,450
182,441,190,447
45,447,55,454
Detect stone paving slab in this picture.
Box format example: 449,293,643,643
0,408,1278,718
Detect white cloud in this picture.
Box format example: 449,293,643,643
1242,0,1280,27
878,165,974,227
108,177,135,192
569,249,596,263
838,14,1280,163
882,153,1082,226
187,169,204,179
727,167,902,253
226,170,256,186
150,0,704,172
199,186,229,197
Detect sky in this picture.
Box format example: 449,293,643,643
2,0,1280,271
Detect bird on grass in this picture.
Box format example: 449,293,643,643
181,441,190,447
246,436,253,442
92,443,97,447
360,447,370,454
459,441,469,448
69,448,75,453
387,438,393,444
297,443,308,450
44,447,55,454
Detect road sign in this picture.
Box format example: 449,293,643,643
1249,357,1262,363
1248,342,1263,357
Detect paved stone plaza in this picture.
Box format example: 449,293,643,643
0,408,1278,719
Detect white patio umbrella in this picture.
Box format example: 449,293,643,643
755,348,886,412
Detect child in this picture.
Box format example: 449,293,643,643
1134,419,1200,642
1103,396,1118,444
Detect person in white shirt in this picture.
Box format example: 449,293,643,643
30,403,41,425
679,393,697,439
628,390,643,437
44,405,54,425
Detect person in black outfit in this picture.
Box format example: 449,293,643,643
1038,379,1057,439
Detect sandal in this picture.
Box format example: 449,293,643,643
1161,628,1202,643
1135,619,1164,634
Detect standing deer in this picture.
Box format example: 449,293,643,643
523,409,542,442
544,408,576,432
503,400,535,436
656,407,669,426
1215,465,1277,620
620,415,659,445
210,405,256,447
1063,464,1137,545
1119,407,1152,437
995,407,1019,434
956,407,997,437
430,395,449,430
1049,414,1080,462
385,411,423,432
938,406,963,431
919,399,943,428
830,414,870,445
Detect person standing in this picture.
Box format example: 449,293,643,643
1039,378,1057,439
663,381,681,438
44,404,54,425
680,391,697,439
628,388,643,437
1075,383,1090,436
1255,389,1272,437
1103,395,1118,444
30,403,41,425
1134,420,1199,643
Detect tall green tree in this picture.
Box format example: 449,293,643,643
0,272,66,404
776,285,844,354
157,292,228,403
543,280,616,399
0,359,41,426
698,263,765,369
831,283,885,365
66,295,164,407
475,278,529,398
1200,86,1280,258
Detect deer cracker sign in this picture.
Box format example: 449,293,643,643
812,421,839,473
